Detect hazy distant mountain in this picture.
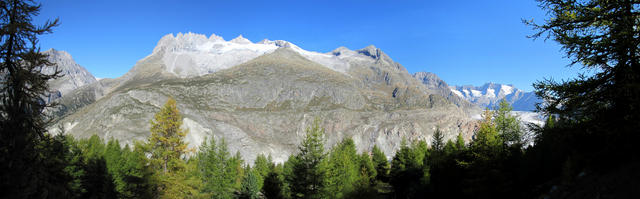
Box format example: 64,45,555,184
449,83,541,111
50,33,479,162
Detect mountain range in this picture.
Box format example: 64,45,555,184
45,32,541,162
450,83,541,111
412,71,542,111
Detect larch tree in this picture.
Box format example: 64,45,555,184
197,137,240,198
526,0,640,164
289,119,327,199
470,109,503,164
0,0,64,198
455,132,466,151
493,99,522,146
371,145,390,182
326,138,359,198
148,97,189,174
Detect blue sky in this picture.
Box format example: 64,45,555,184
34,0,586,91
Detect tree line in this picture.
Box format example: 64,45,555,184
2,96,531,198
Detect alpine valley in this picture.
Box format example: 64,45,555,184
46,33,542,162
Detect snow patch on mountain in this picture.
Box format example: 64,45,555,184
150,32,353,78
451,89,463,97
451,83,542,111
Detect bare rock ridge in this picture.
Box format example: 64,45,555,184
50,33,478,163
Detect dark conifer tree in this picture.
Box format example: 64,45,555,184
371,145,390,183
526,0,640,167
288,119,327,199
431,128,445,152
0,0,63,198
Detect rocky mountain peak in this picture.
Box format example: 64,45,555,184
230,34,252,44
42,49,97,100
331,46,351,56
357,45,381,59
45,48,73,61
413,72,449,89
356,45,406,72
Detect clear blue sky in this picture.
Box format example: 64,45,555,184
34,0,586,91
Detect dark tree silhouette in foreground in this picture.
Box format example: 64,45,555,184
0,0,62,198
526,0,639,170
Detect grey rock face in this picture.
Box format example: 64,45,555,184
51,35,478,163
43,49,97,101
413,72,477,111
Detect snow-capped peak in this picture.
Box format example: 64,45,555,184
230,35,252,44
449,83,541,111
147,32,375,78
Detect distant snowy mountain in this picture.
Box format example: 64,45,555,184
412,72,475,109
449,83,541,111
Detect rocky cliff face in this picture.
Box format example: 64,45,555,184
51,33,478,163
413,72,476,111
43,49,97,103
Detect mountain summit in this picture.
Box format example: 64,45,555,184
42,49,97,102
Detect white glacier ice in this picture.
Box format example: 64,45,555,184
151,32,353,78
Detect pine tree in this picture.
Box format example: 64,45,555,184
389,141,428,198
431,127,445,152
493,99,522,146
0,0,63,197
263,164,285,199
64,136,88,198
288,119,327,199
356,152,377,187
326,138,359,198
443,139,456,156
472,109,502,157
240,169,261,199
455,133,466,151
148,97,189,173
462,109,509,198
118,144,155,199
253,154,272,190
371,145,390,182
197,137,238,199
230,151,245,191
